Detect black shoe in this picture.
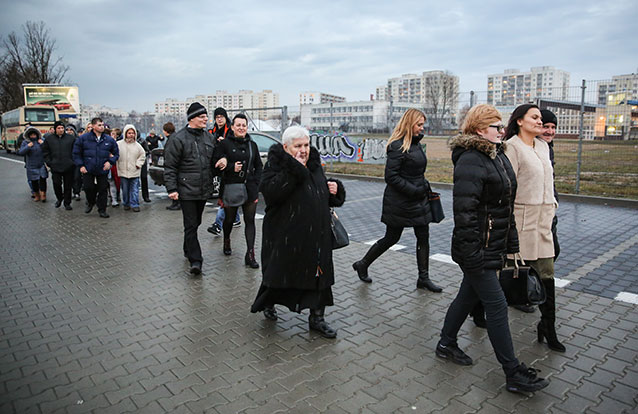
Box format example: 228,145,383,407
207,223,222,235
55,200,62,208
309,311,337,339
263,306,278,321
98,211,109,218
233,220,241,227
245,249,259,269
352,261,372,283
537,321,566,352
85,203,94,214
64,205,72,210
143,198,151,203
506,363,550,393
513,304,535,313
132,207,140,212
417,275,443,292
223,238,232,256
123,205,131,211
190,262,202,275
166,202,181,210
435,341,473,365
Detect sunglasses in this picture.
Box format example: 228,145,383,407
489,124,505,132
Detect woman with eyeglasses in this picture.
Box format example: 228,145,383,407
437,104,549,394
503,104,565,352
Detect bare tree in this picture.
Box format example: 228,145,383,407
423,71,459,135
0,21,69,112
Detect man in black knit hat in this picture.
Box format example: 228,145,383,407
540,109,560,260
163,103,216,275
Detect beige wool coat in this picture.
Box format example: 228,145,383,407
504,135,557,261
116,139,146,178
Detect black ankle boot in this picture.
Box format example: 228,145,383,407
263,306,277,321
416,273,443,292
245,248,259,268
537,279,566,352
353,241,386,283
223,238,232,256
352,260,372,283
309,308,337,338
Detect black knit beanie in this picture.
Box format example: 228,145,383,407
213,107,228,118
541,109,558,126
187,102,207,120
54,121,65,129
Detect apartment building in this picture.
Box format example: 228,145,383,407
487,66,570,106
299,92,346,106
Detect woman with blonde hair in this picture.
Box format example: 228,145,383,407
437,104,549,393
352,108,442,292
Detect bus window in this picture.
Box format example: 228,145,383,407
25,108,56,123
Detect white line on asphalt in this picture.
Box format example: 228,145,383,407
554,278,571,288
615,292,638,305
0,156,24,164
347,195,383,204
430,253,457,265
363,240,405,251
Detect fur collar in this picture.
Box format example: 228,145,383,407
449,134,506,160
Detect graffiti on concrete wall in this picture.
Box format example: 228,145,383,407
310,132,388,163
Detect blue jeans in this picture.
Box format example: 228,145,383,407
120,177,140,208
440,267,520,373
215,207,240,227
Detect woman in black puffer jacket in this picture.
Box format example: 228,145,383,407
436,104,549,394
352,108,442,292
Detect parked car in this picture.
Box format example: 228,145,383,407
149,131,281,198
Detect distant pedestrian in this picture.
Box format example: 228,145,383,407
42,121,76,210
207,107,241,236
72,117,119,218
250,126,345,338
108,128,122,207
66,124,83,200
137,133,151,203
504,104,565,353
162,122,181,211
438,104,550,394
145,130,161,151
163,103,216,275
212,113,263,267
18,126,48,202
117,125,146,212
352,108,442,292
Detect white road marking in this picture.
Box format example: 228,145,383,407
615,292,638,305
430,253,457,265
363,240,405,251
554,278,571,288
0,156,24,164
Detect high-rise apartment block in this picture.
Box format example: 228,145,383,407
299,92,346,106
155,90,280,120
487,66,570,106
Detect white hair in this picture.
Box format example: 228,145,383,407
282,125,310,146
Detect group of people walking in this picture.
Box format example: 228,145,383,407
18,118,171,216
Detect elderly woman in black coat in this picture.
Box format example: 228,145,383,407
437,104,549,394
352,108,442,292
250,126,345,338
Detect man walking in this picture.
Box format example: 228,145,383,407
164,103,216,274
42,121,76,210
540,109,560,259
72,117,119,218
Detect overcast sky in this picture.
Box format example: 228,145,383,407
2,0,636,112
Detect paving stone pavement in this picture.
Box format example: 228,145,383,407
1,156,637,414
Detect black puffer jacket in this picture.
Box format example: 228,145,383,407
450,134,519,273
381,135,432,227
259,144,345,290
212,134,263,202
41,132,76,172
163,126,216,200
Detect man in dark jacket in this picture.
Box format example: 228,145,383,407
42,121,76,210
164,103,216,275
72,117,119,218
540,109,560,258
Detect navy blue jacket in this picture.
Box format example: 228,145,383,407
73,131,119,175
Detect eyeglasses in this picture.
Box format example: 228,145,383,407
489,124,505,132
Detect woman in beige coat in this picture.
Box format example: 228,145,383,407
117,125,146,212
503,104,565,352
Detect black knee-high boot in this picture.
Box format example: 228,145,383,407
537,278,566,352
416,241,442,292
309,307,337,338
352,242,385,283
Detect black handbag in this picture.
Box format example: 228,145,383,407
499,255,546,306
428,192,445,223
330,208,349,249
221,141,253,207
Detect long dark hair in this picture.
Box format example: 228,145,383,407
503,104,539,140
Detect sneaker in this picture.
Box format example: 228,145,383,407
190,262,202,275
506,363,550,393
435,341,473,366
233,219,241,227
207,223,222,235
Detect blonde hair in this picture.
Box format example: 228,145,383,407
462,104,501,135
386,108,426,153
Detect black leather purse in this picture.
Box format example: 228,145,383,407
499,255,546,306
428,191,445,223
330,208,349,249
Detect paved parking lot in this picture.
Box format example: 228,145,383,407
1,155,637,413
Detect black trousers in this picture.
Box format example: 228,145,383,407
52,169,74,206
31,177,47,193
73,166,83,195
440,267,520,374
140,162,149,200
83,174,109,212
181,199,207,264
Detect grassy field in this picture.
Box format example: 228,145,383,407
325,137,638,200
